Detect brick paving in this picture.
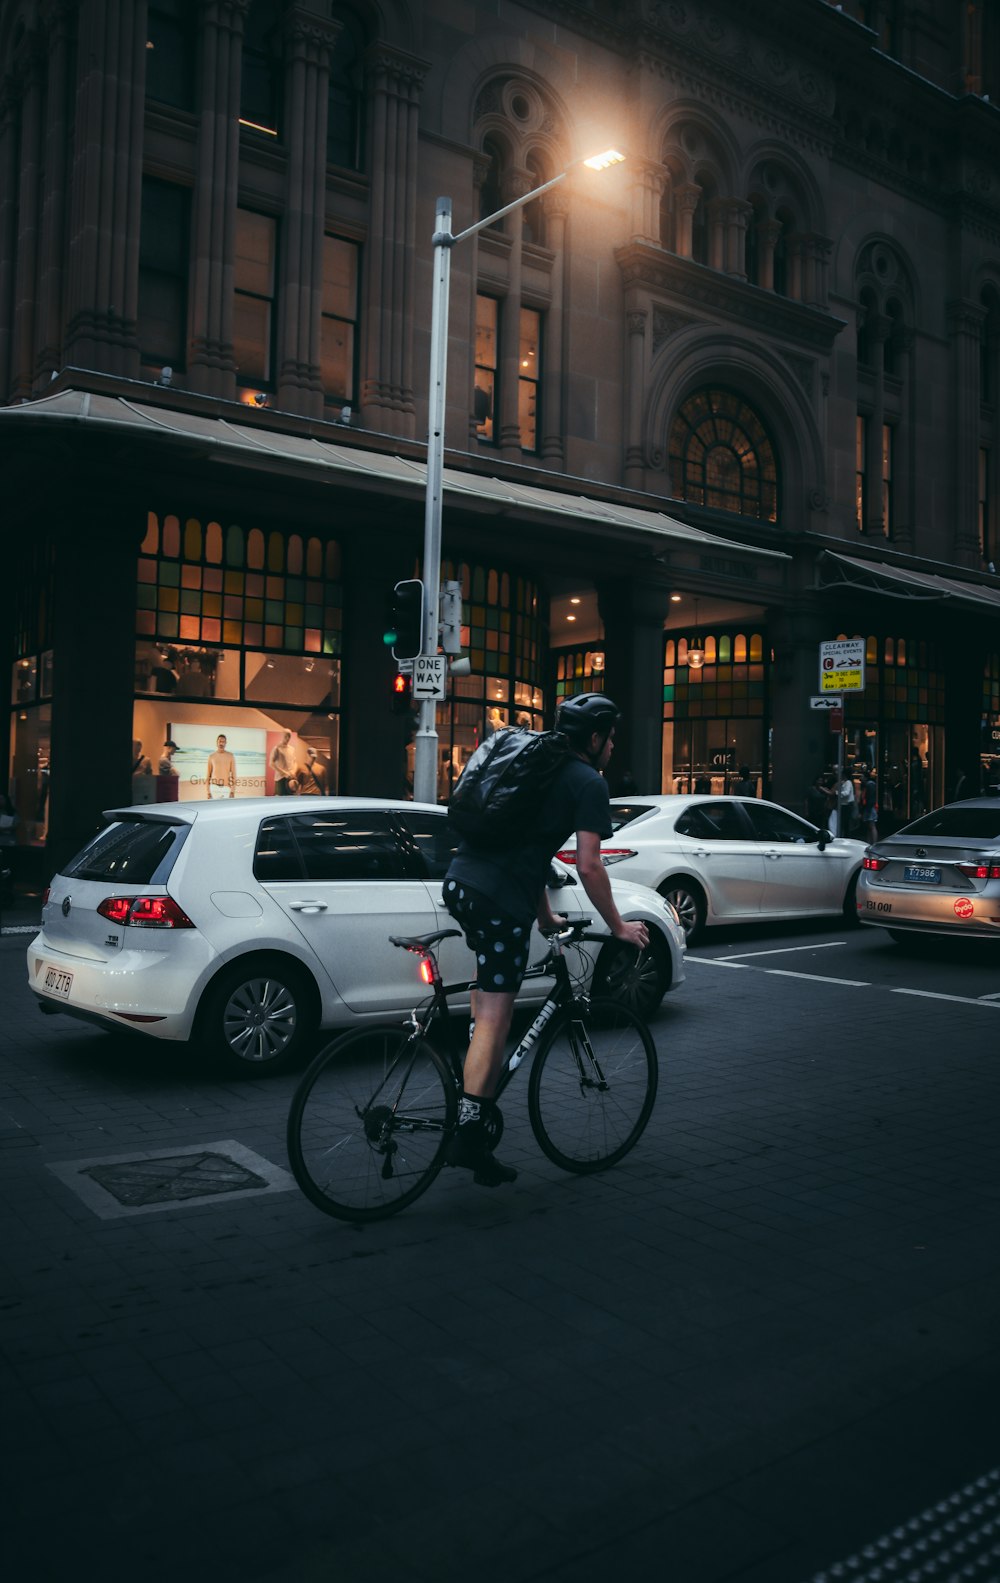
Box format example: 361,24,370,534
3,909,1000,1583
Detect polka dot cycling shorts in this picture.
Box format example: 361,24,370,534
442,881,531,994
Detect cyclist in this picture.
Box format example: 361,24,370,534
442,693,649,1187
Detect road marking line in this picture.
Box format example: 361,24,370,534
765,970,871,986
719,941,848,960
685,958,751,969
978,990,1000,1001
891,987,1000,1009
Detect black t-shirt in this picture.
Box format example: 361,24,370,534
445,756,613,921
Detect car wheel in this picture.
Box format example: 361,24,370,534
659,879,706,945
593,932,672,1019
199,956,318,1077
842,871,861,925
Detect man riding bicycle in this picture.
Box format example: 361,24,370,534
442,693,649,1187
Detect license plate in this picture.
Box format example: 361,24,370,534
903,865,940,884
43,965,73,998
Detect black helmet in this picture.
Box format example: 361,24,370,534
557,693,620,756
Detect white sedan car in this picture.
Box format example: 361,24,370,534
557,794,868,943
27,797,685,1075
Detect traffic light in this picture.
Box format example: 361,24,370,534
391,671,412,715
383,578,425,661
439,580,463,655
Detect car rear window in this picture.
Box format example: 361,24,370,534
898,807,1000,840
609,803,657,832
63,818,189,884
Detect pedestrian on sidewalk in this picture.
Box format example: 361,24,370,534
859,766,879,844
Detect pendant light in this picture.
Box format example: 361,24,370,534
687,598,705,670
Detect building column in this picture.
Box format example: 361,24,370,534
947,299,987,567
723,199,752,279
623,310,647,490
629,158,666,245
892,324,916,550
276,6,339,416
63,0,147,375
706,197,726,272
768,604,830,813
864,314,890,537
539,190,568,465
801,233,832,310
187,0,249,398
359,43,429,438
498,168,530,460
597,579,667,793
34,1,75,386
9,30,44,401
756,218,782,291
673,184,700,260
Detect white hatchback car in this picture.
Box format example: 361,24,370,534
557,794,868,943
27,797,685,1075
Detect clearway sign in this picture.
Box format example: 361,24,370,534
810,695,843,710
819,639,865,693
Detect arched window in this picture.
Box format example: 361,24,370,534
480,137,504,226
691,182,713,266
522,150,547,247
146,0,198,112
668,389,779,522
773,208,794,298
327,8,366,170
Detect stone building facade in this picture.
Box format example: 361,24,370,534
1,0,999,870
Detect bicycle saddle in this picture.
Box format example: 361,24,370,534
388,929,461,953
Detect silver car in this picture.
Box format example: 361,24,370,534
857,797,1000,943
556,794,867,944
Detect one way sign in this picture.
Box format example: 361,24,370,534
810,695,843,709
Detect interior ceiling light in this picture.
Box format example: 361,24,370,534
670,592,682,603
687,598,705,669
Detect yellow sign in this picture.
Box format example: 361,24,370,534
819,639,865,693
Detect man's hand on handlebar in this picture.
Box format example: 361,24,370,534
614,919,649,951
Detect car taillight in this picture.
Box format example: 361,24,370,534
863,855,887,870
600,849,637,866
42,887,50,906
956,862,1000,879
97,896,195,928
555,849,578,865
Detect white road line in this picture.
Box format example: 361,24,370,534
978,990,1000,1001
685,958,751,969
891,986,1000,1009
717,941,848,960
765,969,871,987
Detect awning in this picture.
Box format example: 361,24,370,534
0,387,788,567
818,549,1000,614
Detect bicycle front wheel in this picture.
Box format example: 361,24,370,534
527,999,658,1173
287,1026,456,1222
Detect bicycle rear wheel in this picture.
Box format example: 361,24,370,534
527,999,658,1173
287,1026,456,1221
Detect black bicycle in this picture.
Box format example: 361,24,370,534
286,919,659,1222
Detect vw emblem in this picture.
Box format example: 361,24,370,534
61,896,71,917
915,847,927,859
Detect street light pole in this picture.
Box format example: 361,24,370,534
412,151,625,807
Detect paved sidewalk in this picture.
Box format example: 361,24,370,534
2,927,1000,1583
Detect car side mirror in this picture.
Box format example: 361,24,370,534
817,828,831,851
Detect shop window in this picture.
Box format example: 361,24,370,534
240,0,281,136
138,178,191,370
669,389,778,523
234,209,277,387
321,236,359,405
145,0,198,111
553,649,606,702
326,8,366,170
475,296,499,442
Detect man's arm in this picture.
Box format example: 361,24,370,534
205,754,213,797
574,830,648,949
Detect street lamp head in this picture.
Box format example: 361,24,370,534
582,148,626,171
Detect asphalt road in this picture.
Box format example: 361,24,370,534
3,916,1000,1583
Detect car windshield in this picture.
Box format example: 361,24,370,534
63,818,188,884
896,806,1000,840
609,803,657,832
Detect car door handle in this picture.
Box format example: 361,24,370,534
289,901,328,913
765,850,781,860
693,847,711,858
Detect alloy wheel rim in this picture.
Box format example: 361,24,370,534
224,977,297,1063
664,890,698,938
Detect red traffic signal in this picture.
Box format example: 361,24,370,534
391,671,413,714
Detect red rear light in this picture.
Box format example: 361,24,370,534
419,958,434,986
956,863,1000,879
97,896,195,929
554,849,578,865
863,855,887,871
599,848,637,866
98,897,134,925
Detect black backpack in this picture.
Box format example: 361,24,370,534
448,728,573,847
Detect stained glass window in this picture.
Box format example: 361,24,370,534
669,388,778,522
662,629,767,722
